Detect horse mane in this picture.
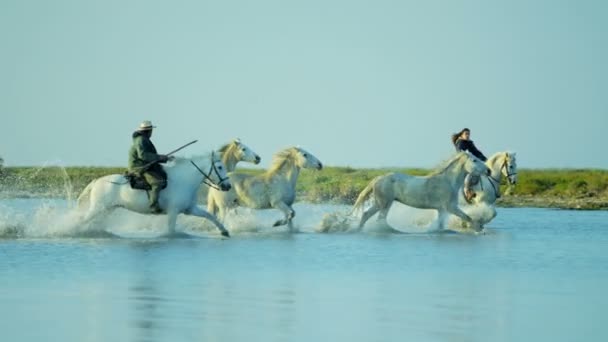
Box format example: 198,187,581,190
427,152,468,176
486,152,503,165
487,151,516,166
217,141,236,155
266,147,298,175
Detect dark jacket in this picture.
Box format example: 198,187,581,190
128,131,164,172
454,139,487,162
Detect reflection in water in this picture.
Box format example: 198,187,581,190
126,240,299,341
129,242,166,342
2,206,608,341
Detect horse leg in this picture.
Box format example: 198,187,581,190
447,205,480,231
436,210,449,230
185,205,230,237
79,204,114,232
272,202,295,229
207,195,217,215
359,204,380,230
377,201,393,224
167,210,178,235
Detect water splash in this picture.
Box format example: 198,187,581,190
0,160,75,201
318,201,497,234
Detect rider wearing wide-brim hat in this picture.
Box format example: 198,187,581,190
452,128,487,202
128,120,173,213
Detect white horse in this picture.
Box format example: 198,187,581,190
218,138,261,171
207,147,323,231
450,151,517,228
469,151,518,205
352,152,490,232
77,152,232,237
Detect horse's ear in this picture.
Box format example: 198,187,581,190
234,138,241,145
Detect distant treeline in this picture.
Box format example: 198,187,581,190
1,166,608,209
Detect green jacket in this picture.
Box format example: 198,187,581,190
128,131,162,172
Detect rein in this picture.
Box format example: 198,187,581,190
190,152,229,190
484,158,517,199
502,159,517,184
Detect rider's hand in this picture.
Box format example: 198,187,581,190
167,156,175,162
158,155,169,163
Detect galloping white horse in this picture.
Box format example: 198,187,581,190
469,151,518,205
207,147,323,231
77,152,232,236
218,138,261,171
352,152,490,231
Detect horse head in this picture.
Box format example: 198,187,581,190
209,153,232,191
502,152,518,185
232,138,261,165
294,147,323,170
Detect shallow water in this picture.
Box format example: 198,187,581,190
1,199,607,341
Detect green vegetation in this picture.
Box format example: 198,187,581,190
1,166,608,210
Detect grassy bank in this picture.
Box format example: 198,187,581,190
1,166,608,210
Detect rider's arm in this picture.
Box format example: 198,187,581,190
469,142,487,162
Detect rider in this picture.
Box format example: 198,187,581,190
128,121,173,213
451,128,487,202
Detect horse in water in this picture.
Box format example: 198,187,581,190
207,147,323,231
218,138,261,171
352,152,490,232
469,151,518,205
77,152,232,237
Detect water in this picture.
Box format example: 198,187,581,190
1,199,608,342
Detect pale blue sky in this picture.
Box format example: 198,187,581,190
1,0,606,168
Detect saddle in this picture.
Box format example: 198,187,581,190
123,172,167,191
124,172,151,190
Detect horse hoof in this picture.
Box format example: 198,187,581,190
221,230,230,238
272,221,283,227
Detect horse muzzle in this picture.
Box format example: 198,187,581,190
317,162,323,170
254,156,261,164
220,182,232,191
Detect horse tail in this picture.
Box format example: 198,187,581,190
350,177,379,215
77,179,96,209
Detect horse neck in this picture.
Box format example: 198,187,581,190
443,158,469,187
267,159,301,186
178,155,210,184
221,150,239,172
486,154,505,181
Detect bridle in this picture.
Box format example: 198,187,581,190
501,157,518,185
485,157,517,199
190,152,229,190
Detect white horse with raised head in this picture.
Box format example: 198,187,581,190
468,151,518,205
77,152,232,236
352,152,490,232
207,147,323,231
217,138,261,171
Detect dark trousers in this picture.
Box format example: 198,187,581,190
142,165,167,206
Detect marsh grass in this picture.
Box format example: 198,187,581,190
1,166,607,209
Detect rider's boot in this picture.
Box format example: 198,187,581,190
149,185,163,214
464,187,476,203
